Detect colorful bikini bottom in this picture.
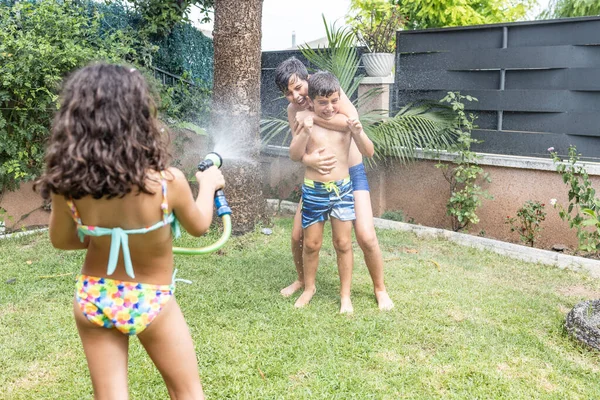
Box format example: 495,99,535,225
75,274,174,336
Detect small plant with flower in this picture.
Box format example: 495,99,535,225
286,184,302,203
549,145,600,253
505,201,546,247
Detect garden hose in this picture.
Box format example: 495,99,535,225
173,152,232,255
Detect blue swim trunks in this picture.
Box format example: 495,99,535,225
301,176,356,229
349,163,370,192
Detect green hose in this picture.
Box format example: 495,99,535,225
172,214,232,255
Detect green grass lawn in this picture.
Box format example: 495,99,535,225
2,217,600,399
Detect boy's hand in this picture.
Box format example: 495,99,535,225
303,116,313,134
303,147,337,175
196,166,225,191
347,118,362,135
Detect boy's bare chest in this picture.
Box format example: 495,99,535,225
308,126,349,149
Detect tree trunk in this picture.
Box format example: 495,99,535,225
211,0,267,235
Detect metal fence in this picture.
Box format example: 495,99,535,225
393,16,600,160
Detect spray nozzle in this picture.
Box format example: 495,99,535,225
197,152,231,217
197,152,223,172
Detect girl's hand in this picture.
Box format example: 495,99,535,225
196,166,225,191
302,147,337,175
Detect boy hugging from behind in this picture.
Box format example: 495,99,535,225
289,71,370,313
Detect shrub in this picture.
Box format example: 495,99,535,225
381,210,405,222
436,92,492,232
550,145,600,253
0,0,136,190
505,201,546,247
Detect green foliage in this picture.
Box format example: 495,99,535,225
540,0,600,18
436,92,491,232
394,0,535,30
381,209,405,222
0,0,137,190
156,71,212,127
152,22,213,84
347,0,405,53
97,1,214,83
550,146,600,253
105,0,213,37
505,201,547,247
262,17,456,163
300,16,362,98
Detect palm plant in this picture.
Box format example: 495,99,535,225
261,16,456,164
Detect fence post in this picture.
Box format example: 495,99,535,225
357,76,394,116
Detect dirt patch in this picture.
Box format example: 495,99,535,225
557,285,600,299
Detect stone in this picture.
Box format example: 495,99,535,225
552,244,569,252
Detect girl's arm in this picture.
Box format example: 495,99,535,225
48,194,89,250
170,166,224,237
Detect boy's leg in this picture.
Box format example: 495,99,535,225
331,218,354,314
295,221,324,308
73,298,130,400
353,191,394,310
281,204,304,297
137,298,204,400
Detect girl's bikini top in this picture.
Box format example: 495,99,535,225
65,172,181,280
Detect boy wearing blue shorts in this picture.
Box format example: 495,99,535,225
289,71,372,313
275,57,393,311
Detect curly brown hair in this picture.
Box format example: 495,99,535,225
35,63,171,200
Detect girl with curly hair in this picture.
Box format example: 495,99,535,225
36,62,222,399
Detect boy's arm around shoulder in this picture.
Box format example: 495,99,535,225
311,88,357,133
169,166,224,237
48,194,90,250
288,108,312,162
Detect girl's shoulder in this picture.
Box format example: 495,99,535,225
162,167,187,183
161,167,192,202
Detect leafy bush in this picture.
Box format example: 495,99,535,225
436,92,492,232
347,0,405,53
505,201,547,247
0,0,136,190
156,72,212,128
380,210,405,222
550,145,600,253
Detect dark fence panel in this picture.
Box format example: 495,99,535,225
393,17,600,160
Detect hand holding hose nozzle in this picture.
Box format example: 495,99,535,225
197,152,232,217
172,152,232,255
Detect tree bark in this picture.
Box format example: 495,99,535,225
211,0,267,235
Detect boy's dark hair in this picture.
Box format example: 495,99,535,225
274,56,308,94
308,71,340,99
35,63,171,200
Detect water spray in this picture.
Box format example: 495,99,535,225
173,152,232,255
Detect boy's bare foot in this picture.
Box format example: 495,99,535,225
280,280,304,297
375,290,394,311
294,287,316,308
340,296,354,314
